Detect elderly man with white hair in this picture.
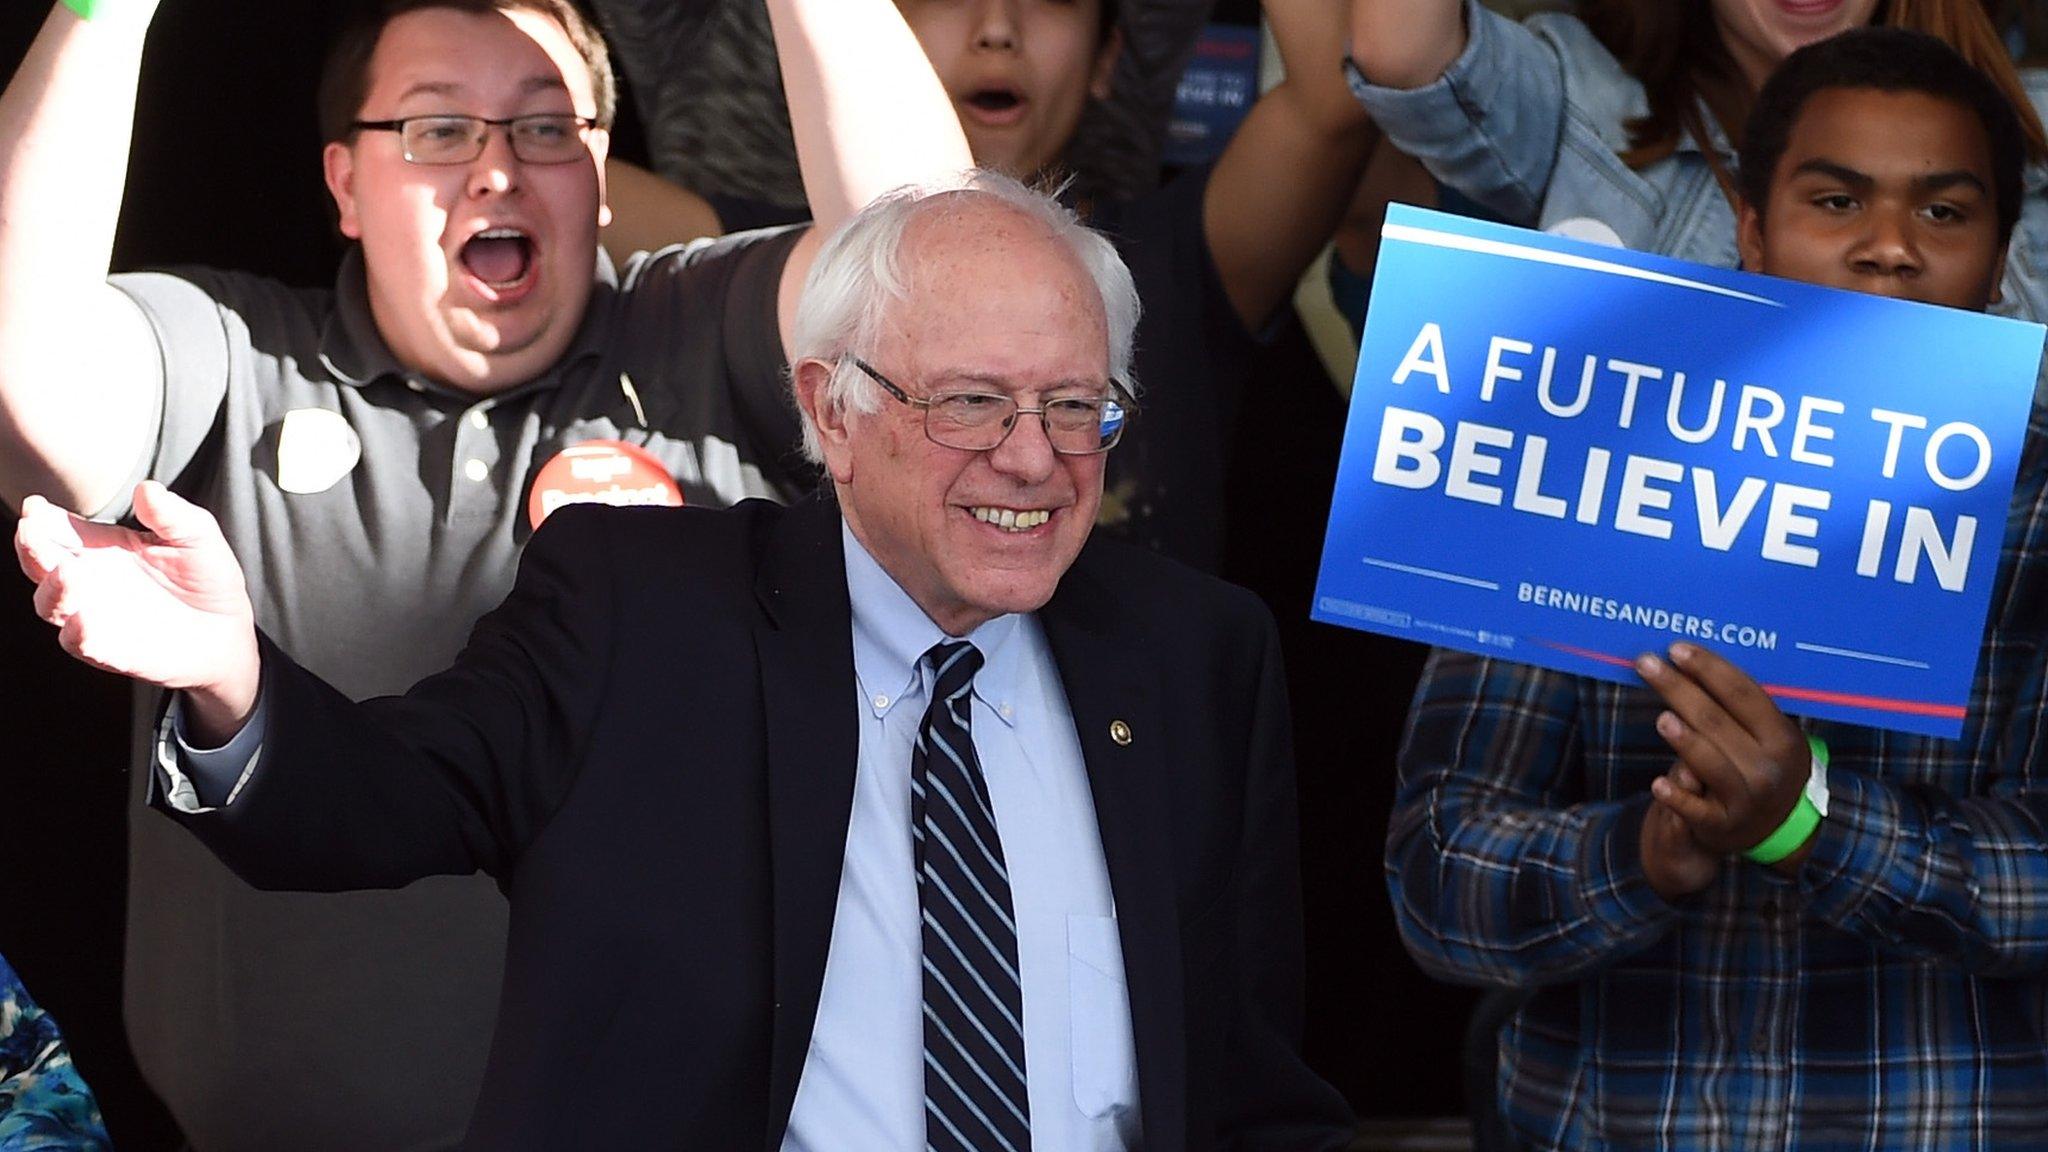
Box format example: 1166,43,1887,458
17,171,1353,1151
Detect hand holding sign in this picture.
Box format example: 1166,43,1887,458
1639,643,1811,863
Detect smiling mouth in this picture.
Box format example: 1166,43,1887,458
971,505,1051,532
460,228,536,292
1774,0,1845,17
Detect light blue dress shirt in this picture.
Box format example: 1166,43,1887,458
166,517,1142,1148
779,523,1140,1150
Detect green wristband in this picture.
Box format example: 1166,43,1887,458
1743,735,1829,865
59,0,103,20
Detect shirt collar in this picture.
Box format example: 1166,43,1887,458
842,517,1025,729
315,245,617,396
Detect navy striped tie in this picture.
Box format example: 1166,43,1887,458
912,640,1030,1151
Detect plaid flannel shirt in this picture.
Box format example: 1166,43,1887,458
1390,398,2048,1150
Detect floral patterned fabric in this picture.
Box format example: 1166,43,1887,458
0,954,109,1151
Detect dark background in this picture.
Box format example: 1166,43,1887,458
0,2,1471,1147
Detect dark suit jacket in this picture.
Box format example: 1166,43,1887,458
158,495,1354,1150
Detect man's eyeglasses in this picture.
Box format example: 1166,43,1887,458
349,114,597,166
847,357,1132,455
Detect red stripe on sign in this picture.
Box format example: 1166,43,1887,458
1761,685,1967,720
1532,640,1967,721
1537,641,1633,668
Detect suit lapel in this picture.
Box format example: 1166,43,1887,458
1041,547,1187,1152
752,496,862,1149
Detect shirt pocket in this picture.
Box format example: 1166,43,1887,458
1067,913,1138,1120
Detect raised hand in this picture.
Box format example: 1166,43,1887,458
1636,642,1810,859
15,481,259,740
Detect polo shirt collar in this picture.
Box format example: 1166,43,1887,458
316,246,617,396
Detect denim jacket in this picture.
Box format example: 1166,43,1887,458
1348,0,2048,326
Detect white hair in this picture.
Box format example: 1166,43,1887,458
787,168,1142,464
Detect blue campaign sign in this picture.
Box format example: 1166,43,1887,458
1313,205,2046,738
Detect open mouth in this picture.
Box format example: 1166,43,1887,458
460,227,536,293
970,505,1051,532
962,88,1027,124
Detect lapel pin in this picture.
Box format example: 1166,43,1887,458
1109,720,1133,746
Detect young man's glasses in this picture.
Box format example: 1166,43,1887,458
349,114,597,165
847,357,1132,455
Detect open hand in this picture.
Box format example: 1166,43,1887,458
1636,642,1808,858
15,482,259,736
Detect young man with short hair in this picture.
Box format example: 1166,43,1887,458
1390,28,2048,1151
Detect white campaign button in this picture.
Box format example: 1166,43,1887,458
274,408,362,495
1546,216,1627,249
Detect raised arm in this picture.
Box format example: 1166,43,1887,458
763,0,972,352
1204,0,1379,330
1343,0,1570,226
1348,0,1466,90
0,3,170,514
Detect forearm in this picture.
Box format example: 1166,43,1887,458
1798,770,2048,975
1389,653,1677,986
1267,0,1378,141
1201,0,1379,328
0,3,163,511
155,639,498,893
1349,0,1466,90
1388,788,1676,986
762,0,970,233
1343,0,1565,225
177,644,262,749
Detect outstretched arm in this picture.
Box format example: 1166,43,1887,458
0,3,171,513
15,483,260,742
765,0,972,353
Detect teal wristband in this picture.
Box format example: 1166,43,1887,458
1743,735,1829,865
59,0,102,20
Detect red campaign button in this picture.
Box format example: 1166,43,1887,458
527,440,684,530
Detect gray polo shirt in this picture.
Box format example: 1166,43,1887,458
106,226,808,1152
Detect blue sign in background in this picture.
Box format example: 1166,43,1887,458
1314,205,2046,737
1163,24,1261,167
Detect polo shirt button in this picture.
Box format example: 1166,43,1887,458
464,459,490,482
469,410,489,429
